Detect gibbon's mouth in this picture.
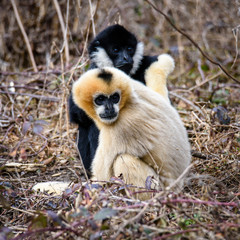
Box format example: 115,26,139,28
100,112,117,119
100,113,118,123
116,63,132,74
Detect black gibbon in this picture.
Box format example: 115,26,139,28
71,58,191,194
69,25,159,175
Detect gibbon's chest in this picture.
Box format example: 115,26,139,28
100,116,160,158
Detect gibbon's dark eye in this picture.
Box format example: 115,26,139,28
113,47,119,53
127,47,133,54
95,40,100,46
110,92,120,104
94,95,107,106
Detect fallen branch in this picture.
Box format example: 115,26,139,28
11,226,81,240
0,90,60,102
155,228,199,240
160,198,239,207
191,150,213,160
0,70,62,76
2,162,46,172
170,92,204,116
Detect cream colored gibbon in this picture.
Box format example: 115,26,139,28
72,54,191,193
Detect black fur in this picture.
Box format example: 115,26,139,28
69,24,158,176
88,25,138,59
98,69,113,83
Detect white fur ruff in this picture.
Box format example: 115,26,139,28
130,42,144,75
91,47,114,68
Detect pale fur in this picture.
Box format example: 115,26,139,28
91,77,191,190
91,47,114,68
130,42,144,75
72,61,191,194
145,54,175,103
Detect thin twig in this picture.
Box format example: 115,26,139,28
113,203,149,238
232,25,240,68
197,59,205,81
10,0,38,72
160,198,239,207
0,85,57,93
154,228,199,240
10,206,35,216
170,92,204,117
145,0,240,84
188,71,222,91
0,70,62,76
191,150,213,160
11,226,81,240
0,90,60,102
53,0,70,65
88,0,96,37
165,164,192,191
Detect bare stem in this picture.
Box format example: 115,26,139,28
10,0,38,72
88,0,96,37
53,0,70,65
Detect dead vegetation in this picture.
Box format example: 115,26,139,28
0,0,240,239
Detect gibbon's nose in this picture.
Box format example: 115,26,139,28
105,107,115,116
123,51,133,64
105,102,113,110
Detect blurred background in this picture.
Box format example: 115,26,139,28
1,1,240,238
0,0,239,76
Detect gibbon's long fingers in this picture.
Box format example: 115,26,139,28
145,54,175,102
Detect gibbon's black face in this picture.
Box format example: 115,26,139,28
93,91,121,124
107,45,134,74
88,24,144,75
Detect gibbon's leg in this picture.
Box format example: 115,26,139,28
113,154,160,199
144,54,175,102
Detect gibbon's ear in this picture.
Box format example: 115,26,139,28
144,54,175,101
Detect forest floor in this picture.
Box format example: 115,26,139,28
0,1,240,239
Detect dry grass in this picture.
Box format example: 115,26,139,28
0,0,240,239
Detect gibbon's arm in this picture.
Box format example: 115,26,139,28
90,133,115,181
131,55,158,83
128,54,175,108
144,54,175,102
